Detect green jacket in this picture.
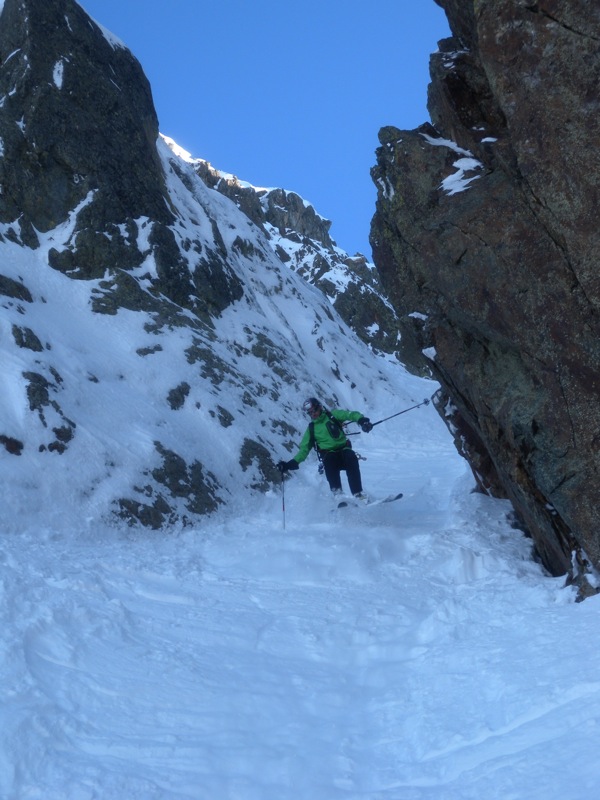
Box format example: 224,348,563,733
293,409,365,464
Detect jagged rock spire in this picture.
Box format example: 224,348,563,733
0,0,170,250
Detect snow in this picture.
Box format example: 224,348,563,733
78,7,127,51
53,59,64,89
419,133,483,196
2,374,599,796
0,136,598,798
161,135,194,163
161,138,325,221
441,157,483,196
420,132,472,158
94,22,127,51
2,48,20,66
376,175,395,200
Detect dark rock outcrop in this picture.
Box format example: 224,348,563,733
371,0,600,588
0,0,243,316
0,0,168,245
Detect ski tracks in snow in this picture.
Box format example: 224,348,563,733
1,477,599,799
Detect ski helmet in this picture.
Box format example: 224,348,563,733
303,397,322,416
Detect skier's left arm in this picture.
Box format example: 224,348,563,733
332,409,373,432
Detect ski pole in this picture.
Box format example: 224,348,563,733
281,471,286,531
371,397,431,428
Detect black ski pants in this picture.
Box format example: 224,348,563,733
322,446,362,495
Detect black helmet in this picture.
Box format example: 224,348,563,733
303,397,322,415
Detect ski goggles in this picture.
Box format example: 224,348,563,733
303,399,321,416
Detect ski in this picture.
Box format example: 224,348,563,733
337,492,403,509
376,491,404,505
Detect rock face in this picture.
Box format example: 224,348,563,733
371,0,600,587
0,1,163,236
371,0,600,588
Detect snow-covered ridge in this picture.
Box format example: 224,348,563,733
86,15,128,51
162,135,325,217
173,137,403,361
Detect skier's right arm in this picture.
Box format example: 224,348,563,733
292,427,313,465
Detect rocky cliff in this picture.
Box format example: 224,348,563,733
371,0,600,592
0,0,243,314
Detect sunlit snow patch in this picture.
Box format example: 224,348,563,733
440,156,483,195
420,132,484,195
87,16,128,51
53,60,64,89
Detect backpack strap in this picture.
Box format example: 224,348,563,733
309,421,322,461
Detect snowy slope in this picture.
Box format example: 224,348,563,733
0,134,418,531
2,399,599,799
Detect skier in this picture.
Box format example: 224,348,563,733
277,397,373,499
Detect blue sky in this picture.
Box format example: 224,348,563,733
80,1,450,258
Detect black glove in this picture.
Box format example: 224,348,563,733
359,417,373,433
277,459,299,473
